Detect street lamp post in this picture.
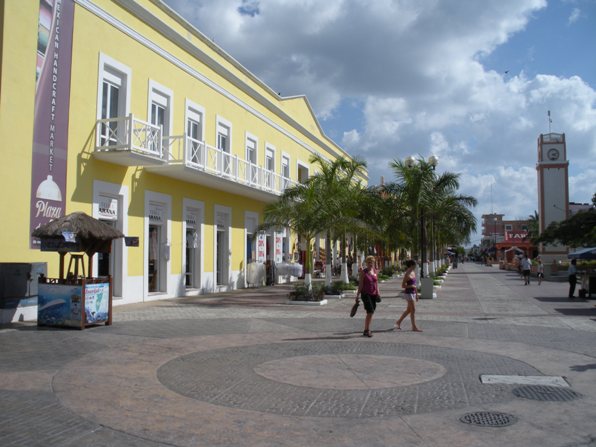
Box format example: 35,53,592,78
493,216,497,260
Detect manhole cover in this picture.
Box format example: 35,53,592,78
513,385,582,402
460,411,518,427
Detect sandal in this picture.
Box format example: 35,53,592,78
363,330,372,337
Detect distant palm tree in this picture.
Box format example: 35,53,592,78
527,210,539,242
385,157,477,265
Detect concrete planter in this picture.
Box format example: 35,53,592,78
286,299,328,306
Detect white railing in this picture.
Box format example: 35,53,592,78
182,136,296,194
95,114,163,159
163,135,185,161
94,118,296,194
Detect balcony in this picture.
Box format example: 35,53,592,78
149,135,296,202
93,116,296,201
94,114,166,166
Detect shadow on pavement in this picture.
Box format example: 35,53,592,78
554,308,596,316
570,363,596,371
534,297,588,303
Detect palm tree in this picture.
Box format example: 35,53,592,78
527,210,539,242
308,154,367,284
263,178,326,289
386,157,477,272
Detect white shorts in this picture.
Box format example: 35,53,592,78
403,292,416,302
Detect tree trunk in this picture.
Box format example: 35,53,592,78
340,232,349,283
325,230,332,286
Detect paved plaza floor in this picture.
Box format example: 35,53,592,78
1,262,595,447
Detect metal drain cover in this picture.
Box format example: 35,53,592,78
460,411,518,427
513,385,582,401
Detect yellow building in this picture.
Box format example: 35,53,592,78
0,0,365,318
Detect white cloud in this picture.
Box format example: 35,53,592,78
568,7,581,24
164,0,595,242
342,129,361,148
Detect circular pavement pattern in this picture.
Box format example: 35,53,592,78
254,354,447,389
158,341,542,418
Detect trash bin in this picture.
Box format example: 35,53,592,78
420,277,435,299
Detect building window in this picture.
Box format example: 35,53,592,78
297,162,309,184
505,225,512,231
265,145,275,189
281,154,290,189
216,117,232,175
245,134,258,184
97,54,131,147
148,81,173,157
185,101,205,165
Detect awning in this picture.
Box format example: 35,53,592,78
568,247,596,260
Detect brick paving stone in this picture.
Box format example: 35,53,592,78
0,262,594,447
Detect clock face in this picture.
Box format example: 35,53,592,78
547,148,560,161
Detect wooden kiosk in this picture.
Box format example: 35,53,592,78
32,212,124,329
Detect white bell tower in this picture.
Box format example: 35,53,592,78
536,132,569,260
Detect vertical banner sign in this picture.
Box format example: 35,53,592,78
256,233,266,263
30,0,75,248
274,233,283,264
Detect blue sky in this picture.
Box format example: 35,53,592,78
164,0,595,245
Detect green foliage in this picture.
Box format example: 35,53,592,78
323,280,356,295
288,283,325,301
534,209,596,247
384,157,478,258
381,265,398,276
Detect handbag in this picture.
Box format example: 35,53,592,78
350,301,359,317
374,294,381,303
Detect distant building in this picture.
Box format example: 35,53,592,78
480,214,529,248
569,202,593,216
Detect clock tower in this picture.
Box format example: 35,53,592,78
536,132,569,260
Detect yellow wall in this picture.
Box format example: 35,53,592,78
0,0,57,266
0,0,365,284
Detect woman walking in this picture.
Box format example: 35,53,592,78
395,260,423,332
355,256,379,337
537,258,544,285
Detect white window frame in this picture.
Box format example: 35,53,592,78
245,132,259,184
183,198,205,292
185,99,205,142
213,204,232,290
147,79,174,137
96,53,131,121
185,99,205,165
280,152,292,192
245,132,258,164
265,144,276,172
216,116,233,175
144,191,172,299
92,180,129,298
216,115,232,153
297,160,310,183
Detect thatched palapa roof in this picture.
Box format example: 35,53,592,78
32,212,124,240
